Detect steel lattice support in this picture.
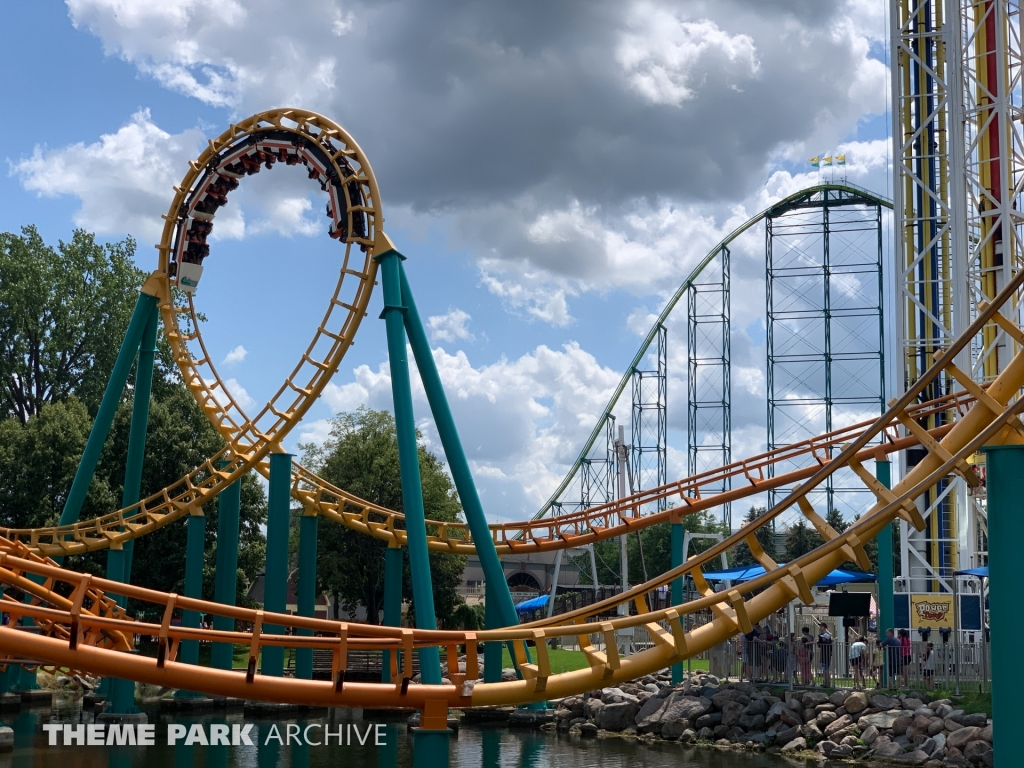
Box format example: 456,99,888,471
581,417,616,509
765,188,886,527
631,325,667,513
686,246,732,529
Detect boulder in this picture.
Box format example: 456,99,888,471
710,688,744,709
775,725,800,745
903,697,925,711
744,698,769,716
831,744,853,758
945,717,966,732
803,707,817,723
962,740,993,767
579,722,598,736
815,702,837,714
586,699,605,719
596,701,639,731
765,701,787,726
892,714,915,736
713,725,730,739
946,726,981,751
781,736,806,752
694,712,722,730
889,749,930,764
943,747,970,767
959,713,988,728
870,694,902,710
845,691,869,714
979,724,992,743
660,720,686,740
860,709,912,730
824,714,853,738
816,710,838,730
678,728,696,744
738,713,766,731
861,724,879,744
501,668,518,681
817,740,838,756
873,740,907,757
934,702,954,718
720,701,745,728
659,694,711,724
928,718,945,737
802,691,830,707
911,714,934,734
600,687,638,705
696,726,715,741
634,696,668,730
829,690,851,706
778,707,803,727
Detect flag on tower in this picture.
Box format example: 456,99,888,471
809,156,820,168
822,155,833,166
836,154,847,165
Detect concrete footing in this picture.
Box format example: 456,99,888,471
16,690,52,705
462,707,513,723
96,711,148,725
162,696,215,711
508,709,553,727
0,726,12,751
406,713,460,731
244,701,299,716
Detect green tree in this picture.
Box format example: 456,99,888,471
784,518,824,561
0,227,145,422
732,506,775,567
299,408,467,626
825,507,849,535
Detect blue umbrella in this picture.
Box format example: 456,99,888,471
953,566,988,578
514,594,549,613
701,563,877,587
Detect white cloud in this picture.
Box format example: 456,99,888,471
322,342,622,520
222,377,256,410
616,7,760,106
427,308,475,344
222,345,248,366
10,109,204,241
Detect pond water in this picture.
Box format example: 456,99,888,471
0,695,817,768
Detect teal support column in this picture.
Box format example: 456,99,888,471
398,261,519,630
484,580,502,683
377,248,441,684
261,452,292,677
876,460,894,687
59,292,158,528
105,306,158,715
295,512,318,680
382,545,403,683
670,516,684,684
173,510,207,699
211,468,241,671
412,728,450,768
981,444,1024,764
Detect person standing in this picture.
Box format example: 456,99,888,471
882,629,902,689
849,633,868,689
817,622,833,687
920,641,935,690
798,626,814,685
899,629,912,688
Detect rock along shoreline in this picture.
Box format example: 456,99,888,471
541,670,993,767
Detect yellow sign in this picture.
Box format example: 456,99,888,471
911,594,956,629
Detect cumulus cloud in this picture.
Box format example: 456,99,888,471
222,345,248,366
59,0,889,315
319,342,622,519
10,109,204,241
10,109,332,244
427,308,475,344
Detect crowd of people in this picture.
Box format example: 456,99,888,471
738,622,939,690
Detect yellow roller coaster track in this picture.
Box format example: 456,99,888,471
0,199,1022,712
1,109,1022,714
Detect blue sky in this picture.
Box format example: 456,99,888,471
2,1,893,523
